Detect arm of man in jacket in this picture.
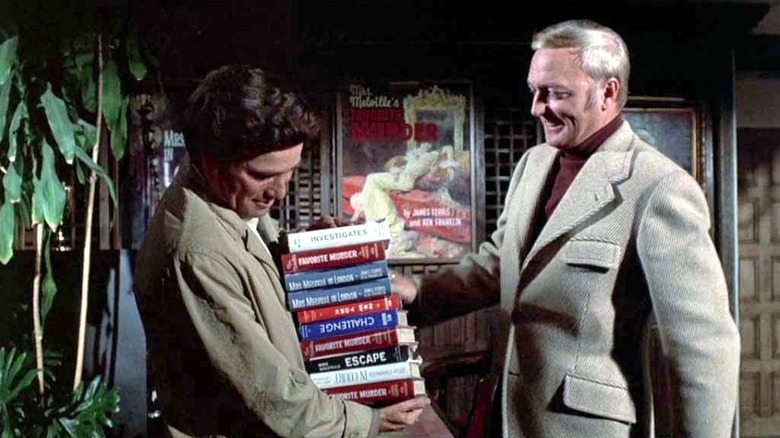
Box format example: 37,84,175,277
637,170,740,437
176,251,427,437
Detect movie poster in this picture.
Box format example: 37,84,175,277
337,81,474,262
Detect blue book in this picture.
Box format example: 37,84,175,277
286,277,392,311
283,260,390,292
297,309,408,341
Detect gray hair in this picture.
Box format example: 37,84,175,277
531,20,630,108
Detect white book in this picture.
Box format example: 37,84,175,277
286,221,391,254
309,359,422,390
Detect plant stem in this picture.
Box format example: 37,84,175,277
74,30,104,391
32,223,45,396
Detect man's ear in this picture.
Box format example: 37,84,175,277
603,78,620,110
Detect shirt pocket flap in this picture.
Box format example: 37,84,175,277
562,239,621,270
563,374,637,424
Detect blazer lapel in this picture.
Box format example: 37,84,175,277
512,147,559,265
522,122,635,271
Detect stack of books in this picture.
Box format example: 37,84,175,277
282,221,426,406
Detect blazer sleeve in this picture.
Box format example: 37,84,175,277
174,250,380,438
410,150,532,326
637,170,740,437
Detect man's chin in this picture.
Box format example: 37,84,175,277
544,136,565,148
543,132,574,150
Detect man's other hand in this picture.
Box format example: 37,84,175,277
391,271,419,305
378,396,431,432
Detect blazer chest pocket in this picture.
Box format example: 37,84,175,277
562,239,621,271
562,373,637,424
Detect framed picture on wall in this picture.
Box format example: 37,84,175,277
336,80,476,263
623,99,703,183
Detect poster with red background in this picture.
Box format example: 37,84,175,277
337,81,474,262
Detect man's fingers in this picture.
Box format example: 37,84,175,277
386,408,424,427
405,408,424,423
378,396,431,431
399,396,431,410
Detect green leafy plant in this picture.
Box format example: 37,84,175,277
0,348,120,438
0,2,156,436
0,348,38,438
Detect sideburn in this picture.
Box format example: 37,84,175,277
200,156,236,207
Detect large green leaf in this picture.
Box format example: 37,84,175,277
32,141,66,231
80,61,96,114
73,147,117,206
126,33,147,81
1,419,14,438
42,230,57,323
0,36,18,86
0,77,11,144
31,168,43,226
0,201,14,264
3,158,22,203
102,60,121,130
2,160,21,202
41,84,76,164
110,96,128,159
75,160,86,185
7,100,26,163
73,119,97,152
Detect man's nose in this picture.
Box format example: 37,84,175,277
270,173,290,199
530,92,545,118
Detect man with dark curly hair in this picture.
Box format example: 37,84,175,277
134,65,429,438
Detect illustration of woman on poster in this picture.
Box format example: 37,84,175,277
339,82,474,261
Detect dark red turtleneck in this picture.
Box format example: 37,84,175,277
528,114,623,243
543,114,623,218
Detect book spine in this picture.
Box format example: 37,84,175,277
295,294,401,325
286,221,391,254
284,260,389,292
323,379,424,405
305,344,415,373
300,328,412,361
281,241,386,274
286,277,392,311
309,361,419,390
297,309,405,341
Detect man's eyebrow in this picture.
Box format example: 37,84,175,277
247,161,301,175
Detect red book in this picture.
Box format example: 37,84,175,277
281,241,386,274
300,326,416,361
324,378,426,406
295,295,402,325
